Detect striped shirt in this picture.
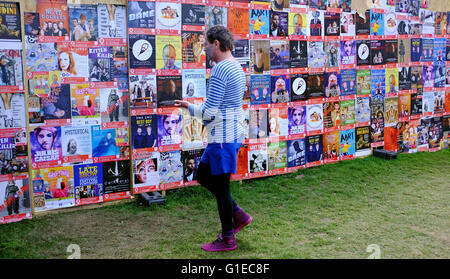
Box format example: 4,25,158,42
188,59,246,144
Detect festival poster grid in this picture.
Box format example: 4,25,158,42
23,1,132,213
10,0,450,210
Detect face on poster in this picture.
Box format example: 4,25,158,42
270,11,288,37
324,12,340,37
71,84,100,119
181,31,206,64
98,4,126,39
0,178,30,219
0,49,23,87
325,41,340,68
128,1,155,29
37,0,70,37
384,11,397,36
155,2,181,31
58,45,89,79
157,75,182,107
129,34,156,69
307,10,324,37
306,104,323,132
131,115,158,150
182,69,206,99
271,75,290,103
91,125,119,158
370,11,384,36
325,72,341,98
288,12,307,36
68,4,98,42
340,40,355,65
287,138,305,167
41,85,71,121
61,126,92,157
249,9,269,36
134,152,159,188
270,40,289,69
182,4,205,27
30,126,62,164
205,6,227,29
0,1,21,42
156,35,182,70
158,113,182,146
340,12,355,36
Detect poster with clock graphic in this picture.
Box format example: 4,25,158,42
357,40,370,66
129,34,156,69
290,73,308,102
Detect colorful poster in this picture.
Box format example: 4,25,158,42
250,74,271,105
91,125,119,158
249,9,270,36
355,126,371,156
228,8,249,35
36,0,70,38
131,114,158,150
0,178,31,223
271,75,290,103
0,1,21,42
73,163,103,205
158,111,182,147
305,135,323,164
133,151,160,192
68,4,97,41
155,35,182,70
287,138,305,167
339,128,355,158
155,2,181,32
129,74,156,109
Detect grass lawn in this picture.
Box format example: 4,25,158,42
1,149,449,259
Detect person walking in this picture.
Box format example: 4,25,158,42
175,26,252,252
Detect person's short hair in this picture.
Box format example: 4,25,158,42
206,26,234,52
80,14,87,20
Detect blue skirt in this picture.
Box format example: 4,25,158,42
201,142,242,175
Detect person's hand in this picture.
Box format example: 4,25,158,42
174,100,190,109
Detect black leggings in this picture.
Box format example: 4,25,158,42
196,162,237,233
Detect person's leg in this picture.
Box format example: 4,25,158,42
196,162,238,214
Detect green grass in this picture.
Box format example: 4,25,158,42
1,150,449,259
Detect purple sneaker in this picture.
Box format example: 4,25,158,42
201,235,237,252
233,208,253,234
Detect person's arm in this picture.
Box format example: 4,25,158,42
188,73,225,123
